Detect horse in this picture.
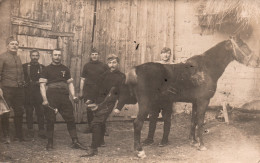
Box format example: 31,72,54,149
102,36,259,158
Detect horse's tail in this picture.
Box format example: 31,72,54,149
125,67,137,85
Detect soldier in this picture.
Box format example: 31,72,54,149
39,49,86,150
23,49,46,139
79,48,108,134
81,54,125,157
142,47,175,147
0,36,26,143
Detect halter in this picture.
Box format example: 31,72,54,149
230,38,253,66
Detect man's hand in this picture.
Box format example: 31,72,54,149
0,88,3,97
114,108,120,114
42,100,49,106
73,97,79,103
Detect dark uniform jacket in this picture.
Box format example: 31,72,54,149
81,60,108,100
93,69,125,119
23,62,44,104
81,60,108,85
96,70,125,104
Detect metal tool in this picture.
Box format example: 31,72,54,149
0,94,10,115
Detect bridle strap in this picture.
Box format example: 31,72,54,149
230,39,253,66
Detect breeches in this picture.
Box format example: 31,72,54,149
1,87,25,137
45,88,77,139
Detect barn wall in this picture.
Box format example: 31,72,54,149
8,0,175,122
0,0,11,54
9,0,95,122
174,0,260,109
93,0,175,72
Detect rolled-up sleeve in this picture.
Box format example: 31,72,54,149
39,67,48,83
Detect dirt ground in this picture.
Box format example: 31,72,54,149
0,111,260,163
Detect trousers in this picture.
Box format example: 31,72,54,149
45,88,77,140
1,87,25,138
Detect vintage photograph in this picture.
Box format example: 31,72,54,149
0,0,260,162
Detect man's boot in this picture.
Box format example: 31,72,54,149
142,138,154,146
80,148,98,157
71,138,88,150
38,129,46,139
158,139,169,147
46,139,53,151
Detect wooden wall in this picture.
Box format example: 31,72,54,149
7,0,175,122
0,0,11,54
94,0,175,72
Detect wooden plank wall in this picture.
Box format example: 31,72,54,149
94,0,175,73
9,0,175,122
10,0,95,122
94,0,175,118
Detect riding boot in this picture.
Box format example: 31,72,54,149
80,147,98,157
46,138,53,151
71,138,88,150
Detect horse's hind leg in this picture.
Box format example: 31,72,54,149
133,97,150,158
189,102,197,145
195,99,209,151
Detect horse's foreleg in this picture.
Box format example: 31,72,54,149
189,102,197,144
195,99,209,151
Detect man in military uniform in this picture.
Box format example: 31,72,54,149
79,48,108,134
142,47,175,147
23,49,46,139
0,36,26,143
39,49,86,150
81,54,125,157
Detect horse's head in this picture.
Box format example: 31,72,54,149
226,36,260,67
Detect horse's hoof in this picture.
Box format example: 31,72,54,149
198,146,207,151
137,150,146,159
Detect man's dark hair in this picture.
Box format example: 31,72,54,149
6,36,19,45
30,49,40,56
161,47,171,54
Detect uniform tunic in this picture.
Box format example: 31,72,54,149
40,63,77,139
81,61,108,101
23,62,45,130
0,51,25,138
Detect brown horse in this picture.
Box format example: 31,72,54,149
102,36,259,158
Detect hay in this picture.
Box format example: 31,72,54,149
198,0,260,29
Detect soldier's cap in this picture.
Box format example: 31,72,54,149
6,36,19,45
107,54,119,62
161,47,171,54
91,47,99,54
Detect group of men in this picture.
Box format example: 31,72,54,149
0,36,174,157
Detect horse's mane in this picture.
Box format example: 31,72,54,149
186,40,229,67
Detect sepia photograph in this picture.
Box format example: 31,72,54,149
0,0,260,162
